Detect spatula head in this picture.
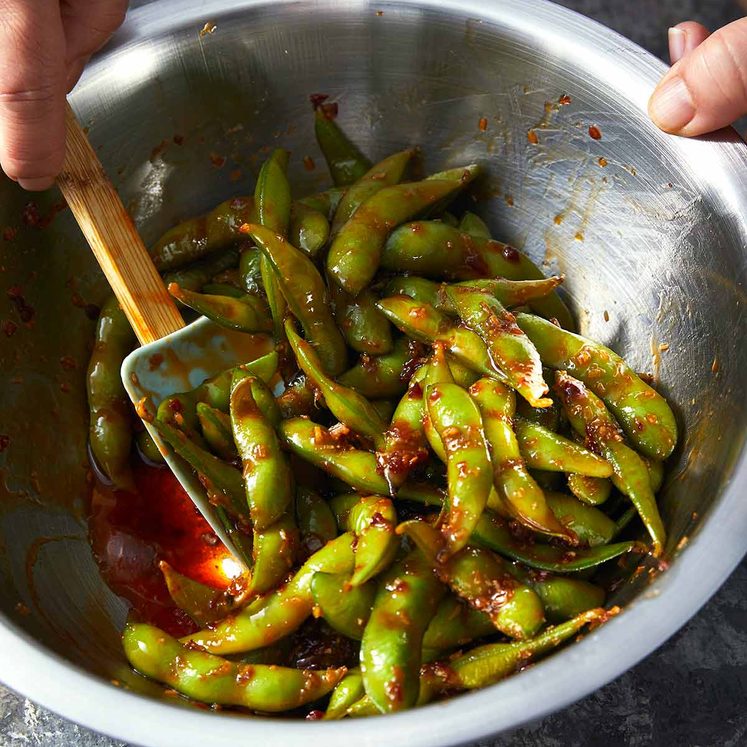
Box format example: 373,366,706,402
121,317,273,564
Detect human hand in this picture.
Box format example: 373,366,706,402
0,0,127,190
648,18,747,136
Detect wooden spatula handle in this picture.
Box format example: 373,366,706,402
57,103,184,345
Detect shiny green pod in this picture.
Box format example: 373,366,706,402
242,223,348,376
196,402,237,461
332,148,415,233
329,282,394,355
254,148,291,340
289,201,330,257
87,296,135,490
310,572,376,639
285,320,387,448
248,513,297,595
360,549,445,713
448,286,551,408
313,101,372,186
230,377,293,531
181,532,355,654
168,283,272,333
347,495,399,586
469,378,569,540
324,668,365,720
150,196,255,271
124,621,344,711
554,371,667,556
425,382,493,553
514,418,613,477
327,166,479,296
545,492,616,547
338,336,420,398
518,313,677,460
381,221,574,329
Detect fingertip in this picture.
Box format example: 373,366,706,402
648,74,696,134
17,176,56,191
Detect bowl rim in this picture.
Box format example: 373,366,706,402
1,0,746,745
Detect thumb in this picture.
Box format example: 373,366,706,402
648,17,747,136
0,0,66,190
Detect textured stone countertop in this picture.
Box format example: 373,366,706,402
1,1,745,745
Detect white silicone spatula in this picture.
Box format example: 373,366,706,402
57,102,258,566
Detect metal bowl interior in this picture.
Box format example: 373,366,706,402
0,1,745,745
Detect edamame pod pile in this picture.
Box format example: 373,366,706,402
86,99,677,718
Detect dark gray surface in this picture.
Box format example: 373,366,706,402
1,0,745,745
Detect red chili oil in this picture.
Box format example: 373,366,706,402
89,459,238,638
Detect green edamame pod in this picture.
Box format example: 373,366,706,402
448,286,551,408
338,336,420,398
381,221,574,330
135,429,165,465
147,415,247,520
554,371,666,556
255,148,291,340
279,417,443,506
518,314,677,460
124,621,344,711
324,668,365,720
151,196,255,271
421,346,454,463
231,378,292,531
239,246,262,294
514,418,613,477
181,532,355,654
377,296,506,383
87,296,135,490
376,364,430,492
201,282,244,298
331,148,415,233
289,201,330,257
298,187,346,219
516,395,561,431
383,275,441,307
230,370,280,427
242,223,348,375
425,382,493,553
399,520,544,640
168,283,272,333
276,375,317,419
471,510,641,572
545,492,616,547
458,211,491,238
194,350,279,414
285,320,386,447
329,282,394,355
509,565,606,623
196,403,237,461
159,561,241,626
327,166,480,296
296,487,338,558
646,458,665,492
248,513,297,595
422,595,495,652
567,473,612,506
313,99,372,186
360,549,445,712
421,608,608,694
162,248,240,292
347,495,398,586
469,378,569,540
310,572,376,639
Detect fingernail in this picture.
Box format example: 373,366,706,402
648,75,695,132
17,176,55,191
668,27,687,63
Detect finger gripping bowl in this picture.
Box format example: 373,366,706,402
0,1,745,745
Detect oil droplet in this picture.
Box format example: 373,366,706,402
598,157,608,167
558,93,572,106
478,117,488,132
553,213,564,225
574,231,584,241
588,125,602,140
527,129,539,145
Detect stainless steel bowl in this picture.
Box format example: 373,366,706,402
0,1,745,744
